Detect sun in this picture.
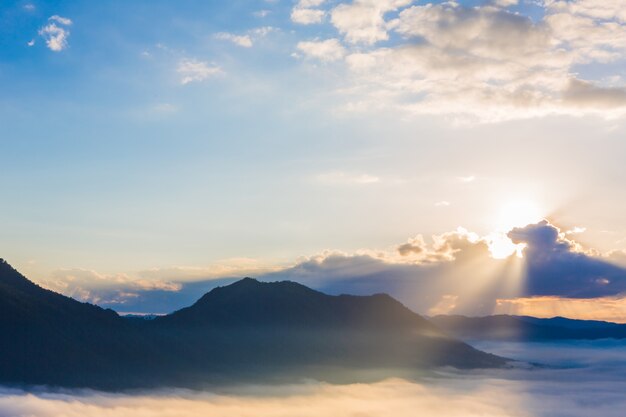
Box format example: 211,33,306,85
494,199,543,232
488,199,543,259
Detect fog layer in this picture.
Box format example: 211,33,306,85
1,341,625,417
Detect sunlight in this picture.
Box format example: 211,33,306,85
488,232,527,259
488,199,543,259
494,199,543,232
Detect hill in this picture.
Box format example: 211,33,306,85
430,314,626,341
0,259,507,389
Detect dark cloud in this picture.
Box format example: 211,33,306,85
509,221,626,298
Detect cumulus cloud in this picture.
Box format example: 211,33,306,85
260,221,626,319
291,0,326,24
214,32,253,48
508,220,626,298
35,221,626,319
398,235,427,256
330,0,412,44
38,15,72,52
290,0,626,121
177,59,221,84
297,38,346,62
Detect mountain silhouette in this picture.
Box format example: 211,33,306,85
430,314,626,341
158,277,437,329
0,259,506,389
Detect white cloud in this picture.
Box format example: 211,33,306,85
48,15,72,25
291,8,326,24
435,201,451,207
38,15,72,52
330,0,412,44
250,26,278,38
289,1,626,121
291,0,326,24
177,59,222,85
297,38,346,62
214,32,253,48
27,39,35,47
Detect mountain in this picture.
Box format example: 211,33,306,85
430,314,626,341
157,277,435,329
0,259,507,389
151,278,506,381
0,259,166,388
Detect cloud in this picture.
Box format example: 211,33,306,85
397,235,427,256
177,59,221,84
289,1,626,121
33,220,626,320
291,0,326,24
1,341,626,417
41,269,182,305
258,221,626,319
38,15,72,52
330,0,412,44
562,79,626,109
214,32,253,48
38,259,280,314
508,220,626,298
297,38,346,62
48,15,72,26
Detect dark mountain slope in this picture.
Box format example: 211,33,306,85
0,259,165,388
430,314,626,341
152,278,506,377
0,260,507,389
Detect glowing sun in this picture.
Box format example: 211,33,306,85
488,199,544,259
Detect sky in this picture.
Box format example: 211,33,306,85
1,0,626,319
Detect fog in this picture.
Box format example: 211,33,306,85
1,341,625,417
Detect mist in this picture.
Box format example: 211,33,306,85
1,341,625,417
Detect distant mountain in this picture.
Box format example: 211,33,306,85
430,314,626,341
0,259,506,389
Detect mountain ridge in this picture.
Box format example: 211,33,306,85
0,259,506,389
430,314,626,341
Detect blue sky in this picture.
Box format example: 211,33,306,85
2,0,626,319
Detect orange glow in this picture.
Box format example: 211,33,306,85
494,296,626,323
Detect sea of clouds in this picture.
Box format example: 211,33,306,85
1,341,625,417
